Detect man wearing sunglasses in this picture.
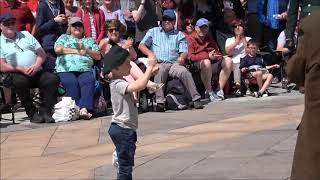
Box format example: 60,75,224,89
0,13,59,123
139,9,204,112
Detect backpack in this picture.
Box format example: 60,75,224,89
165,79,192,110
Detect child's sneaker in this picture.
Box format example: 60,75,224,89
112,150,119,168
262,92,269,97
253,91,262,98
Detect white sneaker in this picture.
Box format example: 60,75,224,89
112,150,119,168
216,89,225,100
208,91,222,102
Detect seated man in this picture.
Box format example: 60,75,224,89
138,9,203,111
187,18,233,101
0,13,59,123
240,40,279,98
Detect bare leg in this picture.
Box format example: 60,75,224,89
260,73,273,93
219,57,232,89
252,71,263,89
3,87,12,104
200,59,213,91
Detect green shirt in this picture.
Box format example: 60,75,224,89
54,34,99,72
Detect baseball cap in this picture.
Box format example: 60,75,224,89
0,13,16,23
68,17,83,26
162,9,176,20
196,18,209,27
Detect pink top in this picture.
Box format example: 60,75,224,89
75,8,105,43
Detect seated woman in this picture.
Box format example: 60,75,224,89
182,17,195,41
99,19,163,100
225,20,251,96
54,17,101,119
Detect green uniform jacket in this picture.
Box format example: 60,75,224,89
286,11,320,180
285,0,320,40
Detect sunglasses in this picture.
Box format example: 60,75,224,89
186,22,194,26
3,20,16,27
71,22,83,27
108,28,119,33
162,17,174,22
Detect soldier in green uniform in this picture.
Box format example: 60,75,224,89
285,0,320,49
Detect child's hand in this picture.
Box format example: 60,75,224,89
273,64,280,68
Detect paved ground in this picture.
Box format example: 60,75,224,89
0,84,304,180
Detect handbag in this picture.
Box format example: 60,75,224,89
92,66,107,115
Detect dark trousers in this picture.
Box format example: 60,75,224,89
43,49,57,73
108,123,137,180
11,71,59,118
262,26,283,51
246,13,264,45
57,71,94,110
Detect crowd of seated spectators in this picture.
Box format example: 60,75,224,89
1,0,294,122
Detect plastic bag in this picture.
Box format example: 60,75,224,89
52,97,80,122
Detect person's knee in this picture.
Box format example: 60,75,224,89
80,72,95,86
44,73,59,86
223,57,233,69
11,73,30,89
201,59,211,69
254,71,263,77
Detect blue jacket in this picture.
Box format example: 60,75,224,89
257,0,289,29
36,0,67,50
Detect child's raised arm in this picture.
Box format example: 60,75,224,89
126,57,158,92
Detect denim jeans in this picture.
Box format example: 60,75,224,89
108,123,137,180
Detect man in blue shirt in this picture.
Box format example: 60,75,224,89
139,9,203,111
257,0,289,51
0,13,59,123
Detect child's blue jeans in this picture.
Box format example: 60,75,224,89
108,123,137,180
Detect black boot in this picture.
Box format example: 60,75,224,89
31,111,45,123
39,109,55,123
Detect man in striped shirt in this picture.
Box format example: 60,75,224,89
139,9,203,112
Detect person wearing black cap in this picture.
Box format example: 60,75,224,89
0,13,59,123
103,45,158,180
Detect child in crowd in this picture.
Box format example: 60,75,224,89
240,40,280,98
102,45,158,180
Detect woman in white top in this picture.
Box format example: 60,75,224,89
99,19,162,100
225,20,251,96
